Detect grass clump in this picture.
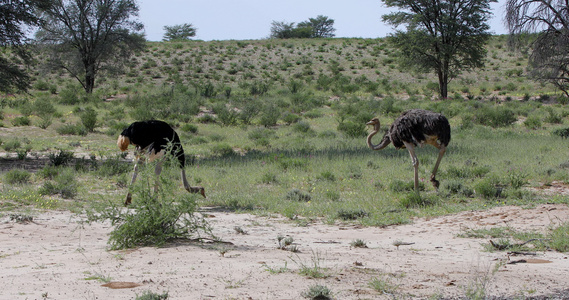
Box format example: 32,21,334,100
135,290,169,300
337,209,368,220
38,168,79,199
301,284,333,300
4,169,32,185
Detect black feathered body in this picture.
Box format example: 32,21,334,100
388,109,451,149
120,120,186,168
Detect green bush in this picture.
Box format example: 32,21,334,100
473,106,516,128
211,143,235,156
259,104,281,127
56,123,87,136
2,139,21,152
80,107,98,132
48,149,74,166
285,189,311,202
337,120,366,138
474,178,501,199
38,168,79,199
337,209,368,220
135,290,169,300
180,123,198,134
523,115,542,129
87,163,212,250
98,155,131,177
12,116,30,126
5,169,32,184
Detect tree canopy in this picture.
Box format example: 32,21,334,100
506,0,569,97
163,23,197,41
0,0,53,92
36,0,145,93
382,0,494,98
270,15,335,39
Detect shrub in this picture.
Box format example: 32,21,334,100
337,209,368,220
523,115,542,129
180,123,198,134
474,178,501,199
135,291,169,300
98,155,131,177
552,127,569,139
389,179,424,192
80,107,98,132
2,139,21,152
399,192,436,208
87,163,212,250
56,123,87,136
282,112,301,125
48,149,74,166
5,169,32,184
285,189,311,202
441,180,474,197
259,104,281,127
301,285,332,300
32,96,57,117
213,104,238,126
337,120,366,138
473,106,516,128
292,121,313,134
12,116,30,126
211,143,235,156
39,168,78,199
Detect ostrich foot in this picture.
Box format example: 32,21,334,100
430,176,440,190
125,193,132,206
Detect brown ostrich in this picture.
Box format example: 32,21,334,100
366,109,451,191
117,120,205,205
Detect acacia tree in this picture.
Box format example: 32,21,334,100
382,0,494,98
298,15,336,38
270,15,335,39
0,0,53,92
36,0,145,93
163,23,197,41
506,0,569,97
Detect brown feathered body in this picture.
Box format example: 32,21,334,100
387,109,451,149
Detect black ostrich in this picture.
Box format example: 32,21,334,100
117,120,205,205
366,109,451,191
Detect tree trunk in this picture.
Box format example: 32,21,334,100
437,63,449,99
84,62,96,94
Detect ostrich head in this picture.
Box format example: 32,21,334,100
366,117,380,129
366,117,391,150
117,135,131,152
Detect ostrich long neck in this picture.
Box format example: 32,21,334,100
367,123,391,150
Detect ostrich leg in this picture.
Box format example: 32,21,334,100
430,145,447,190
403,141,419,192
125,156,144,206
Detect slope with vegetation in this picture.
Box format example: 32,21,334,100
0,36,568,241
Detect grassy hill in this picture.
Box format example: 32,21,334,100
1,35,568,227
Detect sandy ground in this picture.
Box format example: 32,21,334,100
1,204,569,300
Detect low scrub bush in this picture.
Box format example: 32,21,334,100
285,189,311,202
39,168,79,199
337,209,369,220
56,123,87,136
80,107,98,132
5,169,32,184
473,106,516,128
87,163,212,250
48,149,74,166
12,116,30,126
